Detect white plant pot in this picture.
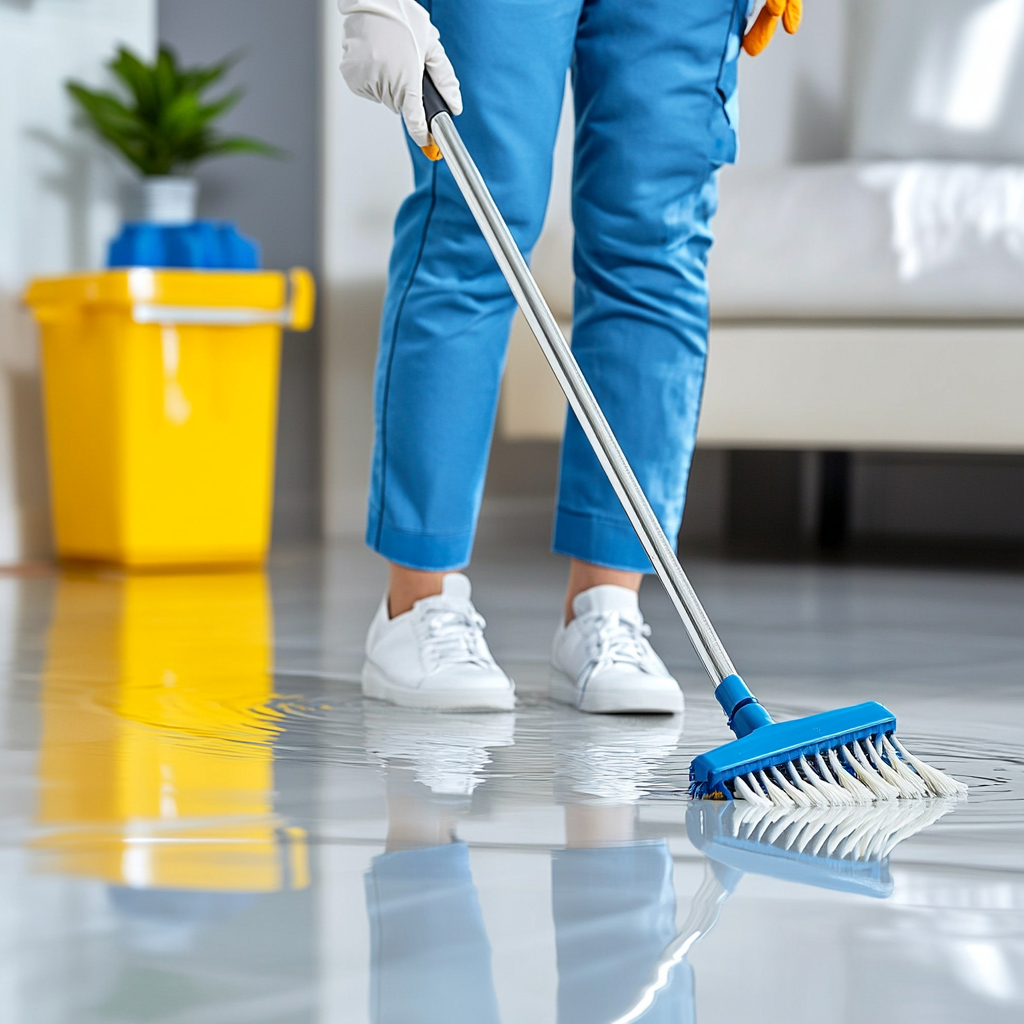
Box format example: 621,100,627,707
141,176,198,225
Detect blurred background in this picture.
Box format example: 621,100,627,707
3,0,1024,567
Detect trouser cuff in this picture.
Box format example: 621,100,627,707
367,510,474,572
552,506,655,573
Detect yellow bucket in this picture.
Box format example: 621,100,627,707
23,268,314,567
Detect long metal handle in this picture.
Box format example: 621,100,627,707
429,110,736,687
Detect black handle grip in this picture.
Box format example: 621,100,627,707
422,70,452,126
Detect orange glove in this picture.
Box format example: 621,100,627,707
743,0,802,56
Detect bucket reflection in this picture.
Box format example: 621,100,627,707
34,571,308,897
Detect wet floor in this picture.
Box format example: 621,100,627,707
2,534,1022,1022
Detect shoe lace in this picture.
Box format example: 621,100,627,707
421,608,494,670
584,611,653,679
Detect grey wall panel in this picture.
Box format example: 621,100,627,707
158,0,322,542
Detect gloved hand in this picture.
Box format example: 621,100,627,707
743,0,802,56
338,0,463,153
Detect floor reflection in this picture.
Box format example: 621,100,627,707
0,543,1018,1023
366,709,692,1024
36,570,308,894
26,570,313,1020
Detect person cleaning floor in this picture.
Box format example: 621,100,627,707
338,0,799,714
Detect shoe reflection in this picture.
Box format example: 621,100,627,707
555,713,693,1024
34,572,308,928
365,705,514,1024
365,708,692,1024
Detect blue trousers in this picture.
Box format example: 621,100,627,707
365,841,693,1024
368,0,744,572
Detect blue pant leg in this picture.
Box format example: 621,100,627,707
367,0,582,571
554,0,745,572
552,843,695,1024
366,843,501,1024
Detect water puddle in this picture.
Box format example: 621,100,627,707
0,563,1021,1022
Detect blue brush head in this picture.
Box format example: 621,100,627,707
689,674,897,800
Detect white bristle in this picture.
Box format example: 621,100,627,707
814,751,836,784
745,772,772,807
734,772,771,807
818,757,858,804
798,757,847,802
859,738,925,799
844,741,901,800
787,760,831,806
770,765,812,807
891,735,969,798
784,762,823,806
874,736,930,797
729,734,968,808
799,754,854,806
826,748,875,804
758,768,794,808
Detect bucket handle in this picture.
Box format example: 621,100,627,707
131,268,315,330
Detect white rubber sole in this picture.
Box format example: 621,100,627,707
361,660,516,712
550,668,684,715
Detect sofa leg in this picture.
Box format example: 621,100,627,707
818,451,850,550
726,450,803,553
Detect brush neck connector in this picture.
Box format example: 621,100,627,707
715,674,775,738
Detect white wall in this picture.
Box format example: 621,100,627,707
321,0,413,538
0,0,155,563
734,0,852,166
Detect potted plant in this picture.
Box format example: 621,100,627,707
67,46,280,225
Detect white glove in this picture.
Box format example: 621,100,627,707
338,0,463,148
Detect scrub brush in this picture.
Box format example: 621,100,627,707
688,686,968,803
420,74,969,808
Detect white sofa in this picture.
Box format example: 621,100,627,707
700,160,1024,453
500,159,1024,453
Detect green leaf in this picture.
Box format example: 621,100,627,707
160,91,202,139
109,47,157,118
65,44,282,175
154,47,179,109
179,52,243,95
201,136,286,159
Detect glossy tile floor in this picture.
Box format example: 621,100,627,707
2,531,1022,1023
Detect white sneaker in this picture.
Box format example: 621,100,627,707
363,703,515,797
362,573,515,711
551,585,683,714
